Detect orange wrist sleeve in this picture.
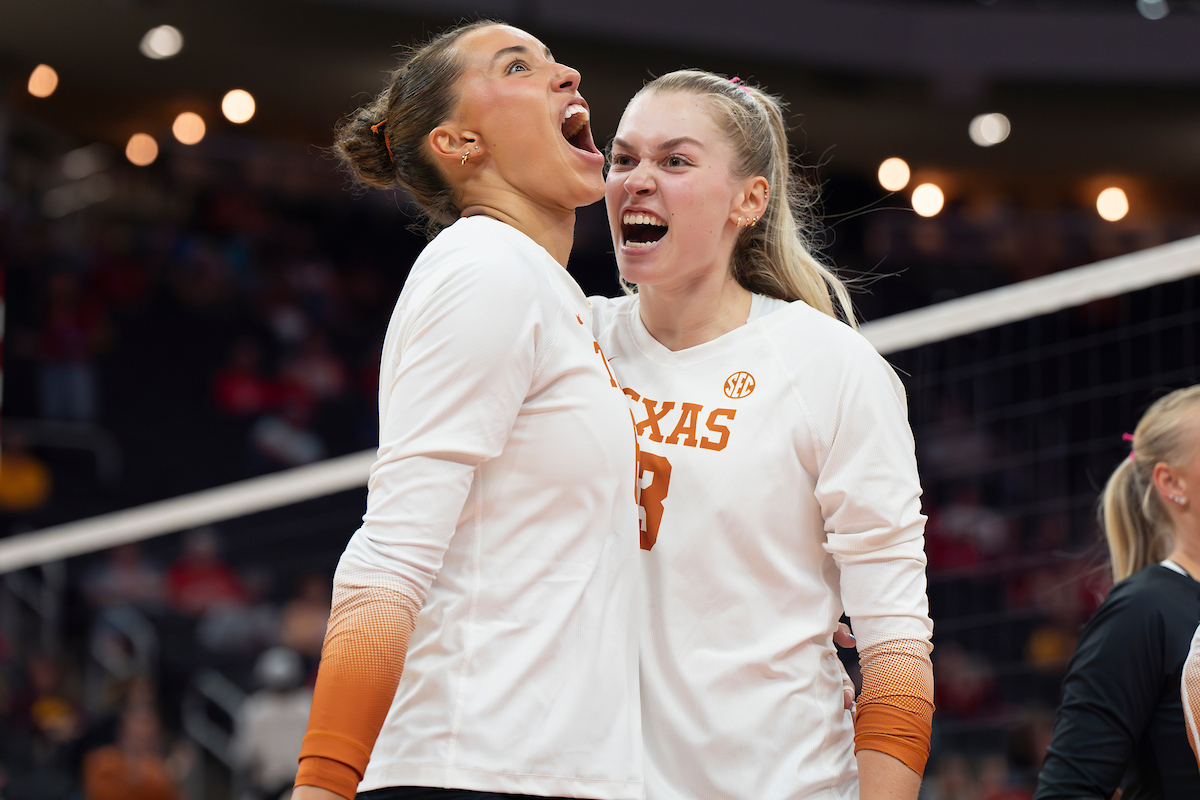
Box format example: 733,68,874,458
294,577,421,797
852,638,935,777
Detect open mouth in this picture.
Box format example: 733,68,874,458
561,103,600,156
621,211,668,249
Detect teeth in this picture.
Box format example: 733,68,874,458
622,212,667,227
625,240,657,249
562,104,589,140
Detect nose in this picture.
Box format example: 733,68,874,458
623,162,655,196
556,64,581,92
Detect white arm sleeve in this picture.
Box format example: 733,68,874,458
809,340,932,651
337,250,558,601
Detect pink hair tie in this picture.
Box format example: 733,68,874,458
729,76,751,94
1123,432,1136,461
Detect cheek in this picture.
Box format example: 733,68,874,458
604,178,623,225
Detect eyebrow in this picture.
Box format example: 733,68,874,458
612,136,706,152
491,44,554,67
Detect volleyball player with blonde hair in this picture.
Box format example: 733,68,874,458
293,21,643,800
1036,385,1200,798
592,70,934,800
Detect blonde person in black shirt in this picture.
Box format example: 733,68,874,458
1036,384,1200,800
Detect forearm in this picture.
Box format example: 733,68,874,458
292,787,350,800
857,749,922,800
294,571,421,798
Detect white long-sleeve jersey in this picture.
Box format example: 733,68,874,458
300,216,643,800
591,292,933,800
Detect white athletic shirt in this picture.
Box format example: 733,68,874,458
591,292,933,800
340,216,642,798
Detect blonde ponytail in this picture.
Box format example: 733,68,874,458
1102,384,1200,582
632,70,856,327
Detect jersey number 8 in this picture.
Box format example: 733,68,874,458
638,452,672,551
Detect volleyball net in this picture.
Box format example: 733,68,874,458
4,233,1198,575
2,234,1200,764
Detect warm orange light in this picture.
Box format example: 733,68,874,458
173,112,206,145
222,89,255,124
28,64,59,98
126,133,159,166
878,158,911,192
912,183,945,217
1096,187,1129,222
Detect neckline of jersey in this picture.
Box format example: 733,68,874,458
625,292,783,367
453,215,590,312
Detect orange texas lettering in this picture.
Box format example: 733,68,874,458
624,389,736,452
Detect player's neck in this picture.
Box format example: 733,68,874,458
638,277,752,352
1169,536,1200,581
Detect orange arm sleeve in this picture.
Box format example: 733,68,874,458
294,578,421,799
853,638,935,777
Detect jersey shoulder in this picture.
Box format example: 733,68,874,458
411,217,550,295
759,299,903,396
1083,566,1199,646
587,293,636,343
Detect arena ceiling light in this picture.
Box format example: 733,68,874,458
969,113,1010,147
1137,0,1170,20
126,133,159,166
140,25,184,59
877,158,911,192
1096,187,1129,221
173,112,206,145
912,183,945,217
27,64,59,98
222,89,256,124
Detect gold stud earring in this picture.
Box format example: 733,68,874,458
461,151,470,166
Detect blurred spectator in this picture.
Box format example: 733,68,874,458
976,754,1032,800
1023,568,1085,675
0,437,52,512
165,527,247,616
39,272,108,421
3,653,83,800
250,402,326,469
83,544,164,611
934,643,1001,720
10,653,83,744
213,338,282,418
280,332,348,405
1007,705,1055,787
936,483,1011,559
82,705,179,800
232,647,313,800
922,754,973,800
279,573,330,660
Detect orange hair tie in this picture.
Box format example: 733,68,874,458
370,120,395,164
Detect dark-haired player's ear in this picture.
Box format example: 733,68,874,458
429,127,481,166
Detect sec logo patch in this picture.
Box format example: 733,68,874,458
724,371,755,399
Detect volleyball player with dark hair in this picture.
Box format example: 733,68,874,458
593,70,934,800
293,22,643,800
1036,385,1200,799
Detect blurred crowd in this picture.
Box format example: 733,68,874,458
4,98,1199,800
1,527,327,800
